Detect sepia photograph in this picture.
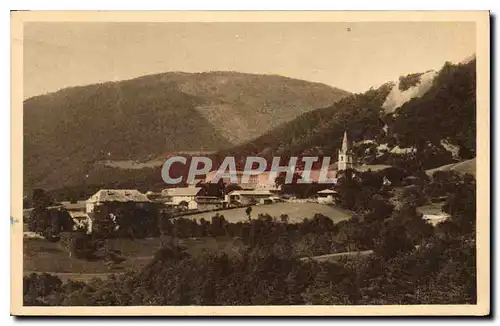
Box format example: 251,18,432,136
11,11,490,316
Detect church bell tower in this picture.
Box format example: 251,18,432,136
338,131,353,171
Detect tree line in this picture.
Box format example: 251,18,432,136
24,169,476,306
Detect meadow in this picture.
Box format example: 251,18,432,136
178,202,351,223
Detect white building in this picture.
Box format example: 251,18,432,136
225,190,274,206
204,170,280,191
86,189,151,214
67,210,92,233
316,189,338,204
162,186,202,210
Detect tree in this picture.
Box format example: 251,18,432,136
364,194,394,222
245,206,253,222
28,189,53,235
375,219,415,258
216,179,226,199
383,167,407,186
91,206,118,238
32,188,52,209
401,185,428,207
335,168,361,210
71,234,100,260
442,173,476,234
425,170,462,198
23,273,63,301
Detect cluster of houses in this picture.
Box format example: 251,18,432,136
57,185,284,234
37,131,402,234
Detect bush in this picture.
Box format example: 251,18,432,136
24,273,63,298
71,234,100,260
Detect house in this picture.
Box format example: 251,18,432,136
61,200,91,233
161,186,202,210
195,196,228,210
225,190,274,206
60,200,87,211
67,210,92,233
204,170,281,191
86,189,152,214
316,189,338,204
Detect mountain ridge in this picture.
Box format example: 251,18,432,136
24,71,349,191
226,59,476,172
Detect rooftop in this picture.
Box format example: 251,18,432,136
88,189,151,203
60,201,87,211
162,186,202,197
227,190,273,196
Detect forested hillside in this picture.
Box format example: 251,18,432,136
229,59,476,172
24,72,348,192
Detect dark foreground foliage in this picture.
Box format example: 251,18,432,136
24,172,476,306
23,232,475,306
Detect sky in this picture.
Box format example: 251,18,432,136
23,22,476,99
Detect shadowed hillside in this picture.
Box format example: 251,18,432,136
229,59,476,172
24,72,348,192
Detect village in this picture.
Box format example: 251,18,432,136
24,133,352,235
24,131,448,238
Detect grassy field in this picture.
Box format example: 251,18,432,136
23,236,244,279
178,202,352,223
426,158,476,176
417,202,445,215
24,202,350,280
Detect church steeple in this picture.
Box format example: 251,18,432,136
341,130,350,152
338,130,353,171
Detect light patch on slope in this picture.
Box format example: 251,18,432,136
194,104,254,145
390,146,416,154
355,140,376,145
376,143,389,157
101,159,165,169
440,139,460,158
426,158,476,177
375,143,415,157
382,70,437,113
377,143,389,150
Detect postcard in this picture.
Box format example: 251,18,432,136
11,10,490,316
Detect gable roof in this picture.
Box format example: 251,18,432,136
162,187,202,197
227,190,272,196
88,189,151,203
60,201,87,211
68,211,89,219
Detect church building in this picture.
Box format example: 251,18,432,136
338,131,354,171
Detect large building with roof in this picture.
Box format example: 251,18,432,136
86,189,152,214
161,186,202,210
225,189,274,206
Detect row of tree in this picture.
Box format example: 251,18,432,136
24,169,476,306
